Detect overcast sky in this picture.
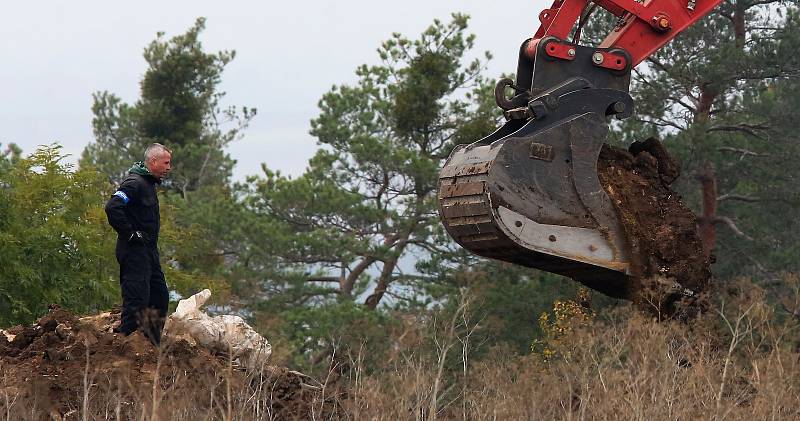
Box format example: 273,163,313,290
1,0,547,180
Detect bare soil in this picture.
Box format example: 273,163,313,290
0,306,340,420
597,138,711,317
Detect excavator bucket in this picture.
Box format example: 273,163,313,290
438,0,720,307
438,38,638,298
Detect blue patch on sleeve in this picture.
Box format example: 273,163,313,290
113,190,129,204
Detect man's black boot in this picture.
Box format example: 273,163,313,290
112,326,134,335
143,329,161,347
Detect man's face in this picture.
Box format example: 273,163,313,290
147,151,172,180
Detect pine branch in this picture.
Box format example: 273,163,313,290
708,123,770,139
716,216,754,241
305,276,341,283
717,146,770,158
716,193,762,203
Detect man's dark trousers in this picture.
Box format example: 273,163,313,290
116,240,169,345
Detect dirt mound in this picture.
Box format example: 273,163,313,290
598,138,711,317
0,306,341,420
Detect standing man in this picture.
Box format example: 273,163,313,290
105,143,172,346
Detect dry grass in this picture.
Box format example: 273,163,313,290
3,277,800,420
345,277,800,420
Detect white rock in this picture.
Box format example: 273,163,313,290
165,289,272,370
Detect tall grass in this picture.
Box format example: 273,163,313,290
344,277,800,420
3,276,800,420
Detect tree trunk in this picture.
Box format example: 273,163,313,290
364,256,399,310
694,76,720,258
341,256,377,296
698,161,718,260
733,0,746,49
695,84,717,124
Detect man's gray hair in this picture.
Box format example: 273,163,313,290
144,143,172,163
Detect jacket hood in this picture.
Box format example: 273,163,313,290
129,162,160,182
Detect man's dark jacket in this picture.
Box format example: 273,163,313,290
105,162,160,245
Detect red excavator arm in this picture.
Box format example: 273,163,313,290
438,0,722,303
531,0,722,67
